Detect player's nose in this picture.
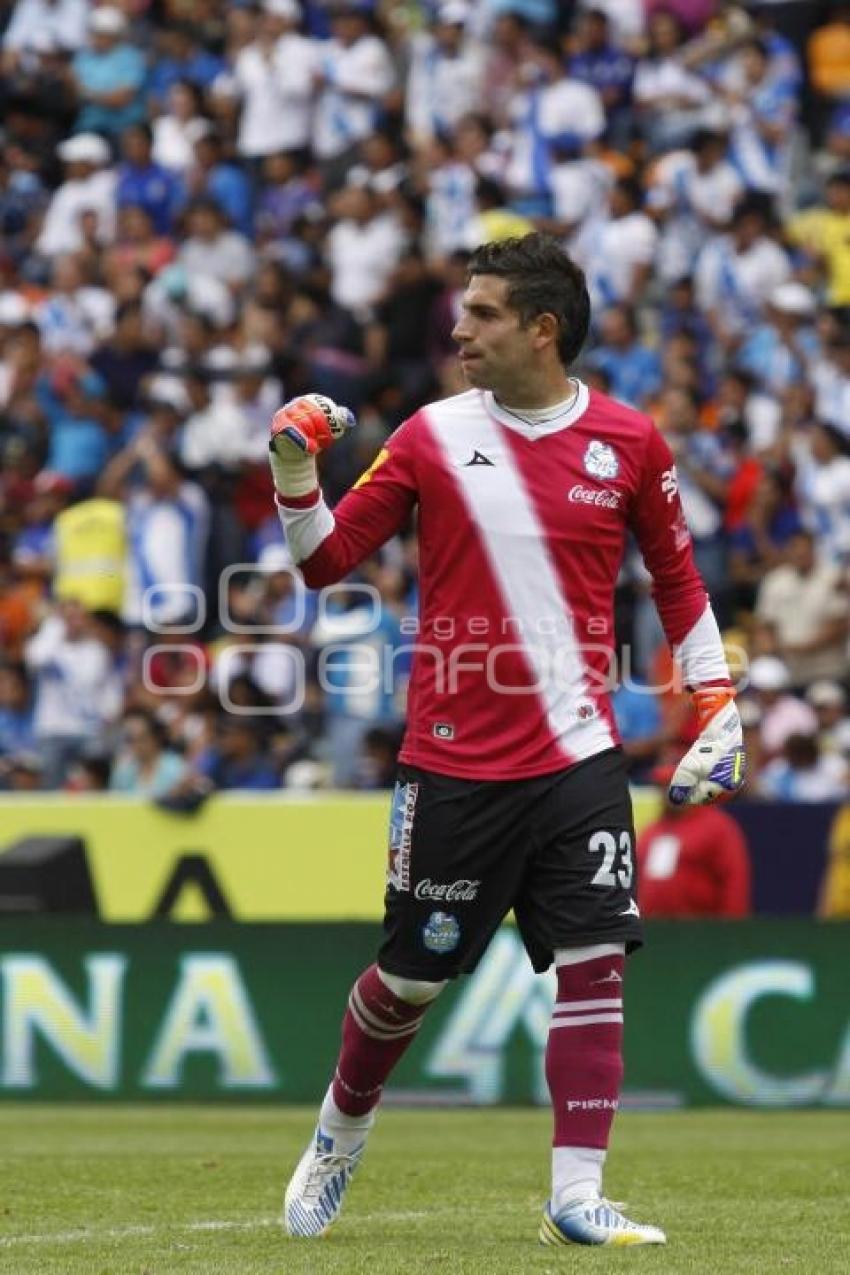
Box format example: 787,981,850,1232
451,316,473,344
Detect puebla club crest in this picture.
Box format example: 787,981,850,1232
422,911,461,954
583,440,619,480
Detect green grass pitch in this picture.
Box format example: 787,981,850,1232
1,1106,848,1274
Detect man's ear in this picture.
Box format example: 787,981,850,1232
533,311,560,351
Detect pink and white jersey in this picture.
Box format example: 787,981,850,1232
277,384,729,780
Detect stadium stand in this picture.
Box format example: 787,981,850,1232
0,0,847,800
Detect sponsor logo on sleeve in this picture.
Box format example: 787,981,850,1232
661,466,679,503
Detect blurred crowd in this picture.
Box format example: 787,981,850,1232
1,0,849,801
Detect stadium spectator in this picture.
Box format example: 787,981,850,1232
573,177,658,311
186,715,281,791
504,27,605,215
180,128,254,238
311,2,396,171
24,598,122,786
755,530,849,684
637,781,752,917
72,7,147,139
794,419,850,567
585,304,662,409
632,8,712,154
151,80,211,174
2,0,88,66
110,707,187,798
97,418,209,629
116,124,183,238
695,194,791,349
728,468,802,613
232,0,316,163
737,283,820,399
806,680,850,756
325,182,406,316
567,8,634,139
648,128,744,286
0,661,36,760
36,132,116,259
177,199,255,291
819,802,850,917
757,731,848,802
405,3,484,147
744,655,818,759
787,171,850,310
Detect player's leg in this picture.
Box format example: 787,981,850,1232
284,766,530,1237
284,966,445,1237
515,749,665,1247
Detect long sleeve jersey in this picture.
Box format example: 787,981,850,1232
277,383,729,780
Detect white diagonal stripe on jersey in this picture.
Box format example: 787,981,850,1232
549,1013,623,1028
552,998,623,1013
424,403,614,761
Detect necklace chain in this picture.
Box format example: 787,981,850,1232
498,381,579,426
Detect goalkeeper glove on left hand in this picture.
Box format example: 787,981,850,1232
668,687,746,807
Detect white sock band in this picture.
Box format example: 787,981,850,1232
377,967,446,1005
554,942,625,967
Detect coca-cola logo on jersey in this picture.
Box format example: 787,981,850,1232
568,484,622,509
414,878,481,902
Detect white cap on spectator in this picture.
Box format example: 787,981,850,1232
437,2,471,23
748,655,791,693
0,292,31,326
258,543,294,572
263,0,301,17
769,282,816,317
56,133,111,165
737,697,763,729
146,374,190,413
806,680,847,709
88,6,127,36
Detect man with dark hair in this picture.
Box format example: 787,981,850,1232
269,234,745,1247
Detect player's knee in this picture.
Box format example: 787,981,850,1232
377,967,446,1005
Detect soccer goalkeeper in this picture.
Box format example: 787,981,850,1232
269,235,745,1248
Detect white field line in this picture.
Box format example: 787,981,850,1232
0,1211,429,1248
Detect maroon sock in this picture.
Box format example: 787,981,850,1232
545,952,625,1149
331,965,431,1117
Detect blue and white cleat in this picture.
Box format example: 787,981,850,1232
539,1198,666,1247
283,1128,365,1237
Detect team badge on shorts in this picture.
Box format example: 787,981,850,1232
422,911,461,954
583,440,619,480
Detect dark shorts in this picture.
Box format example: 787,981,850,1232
378,748,643,979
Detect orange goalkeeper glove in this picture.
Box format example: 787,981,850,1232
668,686,746,806
269,394,355,497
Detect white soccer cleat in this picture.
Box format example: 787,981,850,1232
540,1198,666,1247
283,1127,365,1237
